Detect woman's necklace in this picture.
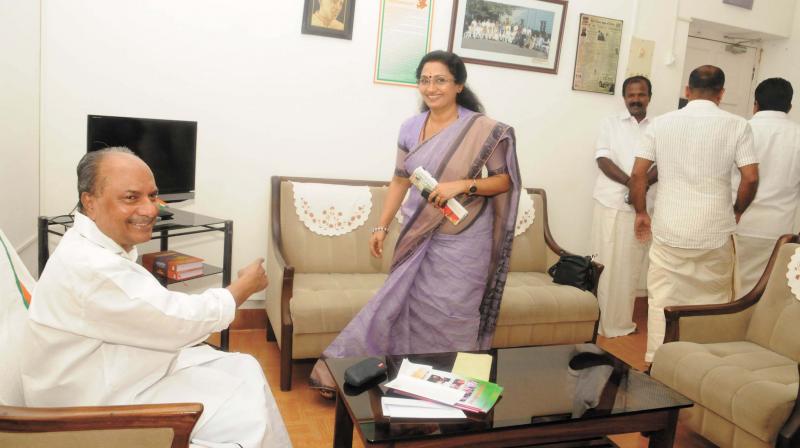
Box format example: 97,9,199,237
424,109,458,140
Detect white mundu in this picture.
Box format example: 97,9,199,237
21,213,292,448
734,110,800,293
591,110,654,337
637,99,757,362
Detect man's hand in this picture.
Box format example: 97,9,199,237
634,213,652,242
227,258,268,307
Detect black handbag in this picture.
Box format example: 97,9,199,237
548,253,597,291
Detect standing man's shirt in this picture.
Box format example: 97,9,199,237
734,110,800,238
593,110,655,210
637,99,758,249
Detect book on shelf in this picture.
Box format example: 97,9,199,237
384,359,503,414
141,250,204,279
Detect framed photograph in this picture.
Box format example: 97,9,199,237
448,0,568,74
572,13,623,94
374,0,434,86
301,0,356,40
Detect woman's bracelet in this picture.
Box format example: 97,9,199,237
372,226,389,234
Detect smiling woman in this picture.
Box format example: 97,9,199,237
309,50,522,398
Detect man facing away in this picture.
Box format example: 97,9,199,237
629,65,759,363
591,75,657,338
21,148,292,448
734,77,800,294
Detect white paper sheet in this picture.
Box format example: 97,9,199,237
381,397,466,419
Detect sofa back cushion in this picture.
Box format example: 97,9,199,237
509,191,548,273
279,180,399,274
746,242,800,362
0,229,34,406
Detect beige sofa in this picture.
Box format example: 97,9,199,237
266,176,602,390
651,234,800,448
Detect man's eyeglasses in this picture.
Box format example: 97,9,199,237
418,76,454,88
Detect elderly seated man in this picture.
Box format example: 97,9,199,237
21,147,291,448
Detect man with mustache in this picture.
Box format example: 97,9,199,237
629,65,759,364
21,148,291,448
590,75,657,338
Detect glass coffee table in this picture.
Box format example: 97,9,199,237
325,344,691,447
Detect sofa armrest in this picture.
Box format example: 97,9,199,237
0,403,202,448
663,234,800,344
529,188,604,297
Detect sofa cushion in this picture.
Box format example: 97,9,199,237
652,340,799,443
745,243,800,362
500,272,599,325
279,182,399,274
290,273,388,334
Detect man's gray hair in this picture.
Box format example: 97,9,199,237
76,147,135,212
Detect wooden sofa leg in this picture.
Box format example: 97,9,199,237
280,325,293,391
280,348,292,391
265,313,276,342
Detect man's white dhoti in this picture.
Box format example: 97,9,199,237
645,238,735,362
735,234,777,297
591,202,648,337
138,346,291,448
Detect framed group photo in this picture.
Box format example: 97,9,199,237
301,0,356,40
448,0,568,74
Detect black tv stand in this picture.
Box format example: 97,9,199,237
38,209,234,351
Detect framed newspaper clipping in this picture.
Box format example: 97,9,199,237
448,0,568,74
572,13,623,94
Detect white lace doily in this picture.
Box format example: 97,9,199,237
787,247,800,301
514,193,535,237
291,181,372,236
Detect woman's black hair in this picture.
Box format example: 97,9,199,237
415,50,484,113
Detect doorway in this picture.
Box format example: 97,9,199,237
680,35,761,118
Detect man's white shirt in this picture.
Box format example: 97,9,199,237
734,110,800,239
593,110,654,211
637,99,758,249
22,212,236,407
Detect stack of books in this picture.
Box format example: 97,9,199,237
142,250,204,281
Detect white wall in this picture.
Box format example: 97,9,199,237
0,0,40,273
682,0,795,39
760,2,800,122
37,0,797,299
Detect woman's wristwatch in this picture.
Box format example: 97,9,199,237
372,226,389,234
466,179,478,196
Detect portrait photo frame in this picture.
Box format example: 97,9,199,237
301,0,356,40
448,0,568,74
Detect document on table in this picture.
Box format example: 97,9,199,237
381,397,466,419
451,352,492,381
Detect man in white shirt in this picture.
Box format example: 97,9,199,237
735,78,800,294
591,76,657,337
630,65,759,362
22,148,292,448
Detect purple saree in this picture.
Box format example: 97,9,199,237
324,106,521,359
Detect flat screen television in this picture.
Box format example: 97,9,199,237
87,115,197,202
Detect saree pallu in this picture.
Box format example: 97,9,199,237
323,108,521,359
